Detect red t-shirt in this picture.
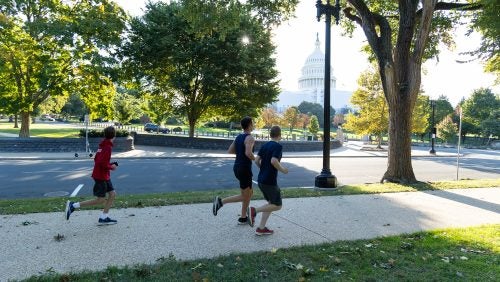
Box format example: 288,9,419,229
92,139,114,180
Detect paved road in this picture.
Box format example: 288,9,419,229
1,153,498,199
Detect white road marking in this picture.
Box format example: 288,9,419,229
70,184,84,197
252,180,258,184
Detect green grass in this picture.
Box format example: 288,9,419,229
0,122,80,138
1,179,498,215
23,224,500,281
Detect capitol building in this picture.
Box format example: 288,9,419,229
274,35,353,112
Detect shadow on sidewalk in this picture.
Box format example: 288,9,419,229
423,189,500,214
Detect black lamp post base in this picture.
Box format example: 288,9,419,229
429,149,436,155
315,173,338,188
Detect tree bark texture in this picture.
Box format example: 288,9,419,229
19,112,30,138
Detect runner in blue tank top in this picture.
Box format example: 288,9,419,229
213,117,256,226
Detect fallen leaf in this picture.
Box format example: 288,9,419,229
441,257,450,263
259,269,269,278
460,256,468,260
456,271,463,277
271,247,278,253
235,256,242,261
319,266,329,272
333,269,346,275
365,243,373,248
191,263,204,270
217,263,224,268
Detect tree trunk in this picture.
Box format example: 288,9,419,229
188,120,195,138
19,111,30,138
14,114,19,128
382,97,416,183
377,133,382,149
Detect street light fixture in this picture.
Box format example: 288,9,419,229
429,100,436,155
314,0,340,188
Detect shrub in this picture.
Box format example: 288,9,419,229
79,129,130,138
172,127,183,132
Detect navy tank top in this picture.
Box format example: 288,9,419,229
234,133,252,167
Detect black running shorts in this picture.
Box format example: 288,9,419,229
258,183,282,206
233,165,253,189
93,179,114,197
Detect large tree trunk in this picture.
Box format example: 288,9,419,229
19,111,30,138
188,118,195,138
383,95,416,183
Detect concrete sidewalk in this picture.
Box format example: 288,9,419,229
1,188,499,281
0,142,460,160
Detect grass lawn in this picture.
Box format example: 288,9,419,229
1,178,498,215
23,224,500,281
0,121,80,138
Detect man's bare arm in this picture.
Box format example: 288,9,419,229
271,157,288,174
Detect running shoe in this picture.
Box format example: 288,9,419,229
98,217,117,225
255,227,274,236
247,206,256,227
213,196,223,216
64,201,75,220
237,217,248,225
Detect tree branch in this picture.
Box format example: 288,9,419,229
343,7,361,25
416,1,482,17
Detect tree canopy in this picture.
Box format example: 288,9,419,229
122,0,281,137
0,0,127,137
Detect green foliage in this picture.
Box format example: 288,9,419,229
344,68,429,141
297,101,334,128
308,115,319,135
122,0,281,137
480,109,500,138
469,0,500,80
79,129,129,138
437,114,458,143
114,92,142,124
0,0,127,137
461,88,500,137
435,96,454,123
60,92,87,118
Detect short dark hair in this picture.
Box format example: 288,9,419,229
270,125,281,138
240,116,253,130
104,126,116,139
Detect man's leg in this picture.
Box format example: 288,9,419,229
78,197,106,208
240,187,253,218
103,190,116,213
256,203,281,229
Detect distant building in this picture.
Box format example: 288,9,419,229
274,34,352,112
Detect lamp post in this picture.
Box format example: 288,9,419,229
315,0,340,188
429,100,436,155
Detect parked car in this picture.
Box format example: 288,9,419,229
144,123,170,133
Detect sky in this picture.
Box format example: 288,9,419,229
114,0,498,107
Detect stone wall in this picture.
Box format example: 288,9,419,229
0,137,134,152
0,134,341,152
132,133,342,152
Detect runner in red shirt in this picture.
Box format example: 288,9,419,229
65,126,119,225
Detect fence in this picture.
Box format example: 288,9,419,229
80,122,319,141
